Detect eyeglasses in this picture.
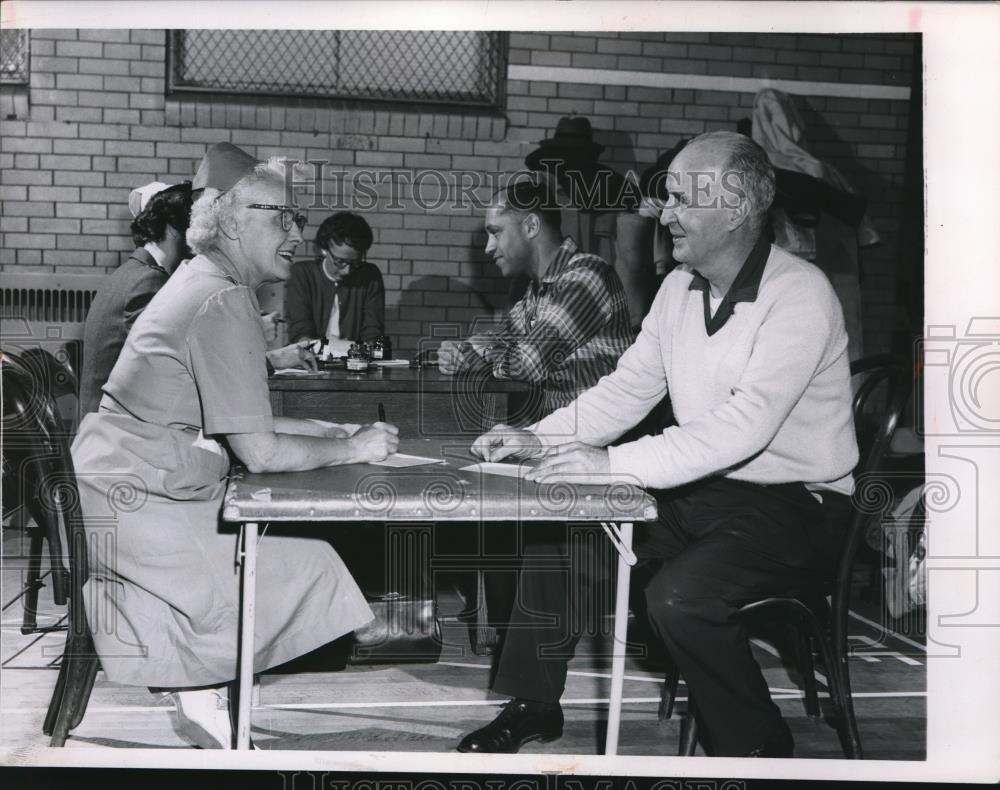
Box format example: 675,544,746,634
322,248,363,270
246,203,307,232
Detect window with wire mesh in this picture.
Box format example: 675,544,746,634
168,30,506,107
1,29,29,84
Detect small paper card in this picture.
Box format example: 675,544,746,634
369,453,447,468
458,462,535,479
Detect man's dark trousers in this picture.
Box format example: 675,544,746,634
490,476,850,756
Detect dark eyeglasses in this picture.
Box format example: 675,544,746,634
322,248,363,269
246,203,307,232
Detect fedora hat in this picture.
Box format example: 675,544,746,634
525,115,606,171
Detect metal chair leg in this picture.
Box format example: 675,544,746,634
793,626,821,718
658,658,679,721
48,649,99,746
68,656,99,730
37,492,69,607
679,701,699,756
837,662,864,760
808,617,857,758
42,653,70,736
46,599,100,745
20,529,45,634
828,618,863,759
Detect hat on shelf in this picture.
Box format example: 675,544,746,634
525,116,635,212
192,142,260,193
128,181,172,218
525,116,606,169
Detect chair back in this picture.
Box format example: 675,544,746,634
1,350,86,592
831,355,914,646
18,346,79,400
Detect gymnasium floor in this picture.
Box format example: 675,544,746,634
0,526,925,759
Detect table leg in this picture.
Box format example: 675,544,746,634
237,521,258,750
604,521,634,756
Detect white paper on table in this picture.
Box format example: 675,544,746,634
368,453,447,468
371,359,410,367
273,368,319,376
458,462,535,479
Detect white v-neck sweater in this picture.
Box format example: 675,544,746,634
530,244,858,494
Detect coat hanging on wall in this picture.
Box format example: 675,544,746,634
751,88,880,362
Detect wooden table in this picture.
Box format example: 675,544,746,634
269,366,533,436
222,438,657,754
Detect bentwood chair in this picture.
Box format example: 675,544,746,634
2,350,74,634
0,349,100,745
658,354,914,759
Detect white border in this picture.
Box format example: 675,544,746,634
2,0,999,785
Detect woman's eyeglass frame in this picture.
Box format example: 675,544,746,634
322,247,364,270
246,203,307,232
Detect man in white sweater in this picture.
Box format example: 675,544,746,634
457,131,859,758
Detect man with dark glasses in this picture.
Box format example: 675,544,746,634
284,211,386,357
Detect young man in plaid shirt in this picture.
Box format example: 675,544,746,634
437,177,635,701
438,179,634,420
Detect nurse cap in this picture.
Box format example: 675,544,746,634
128,181,172,218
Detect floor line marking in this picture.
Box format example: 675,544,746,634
749,638,830,687
848,609,927,652
0,690,927,716
436,661,679,685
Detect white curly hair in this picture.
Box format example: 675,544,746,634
186,158,309,254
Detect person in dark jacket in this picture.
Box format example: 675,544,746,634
284,212,385,356
80,182,193,416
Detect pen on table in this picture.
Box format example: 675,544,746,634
377,402,386,423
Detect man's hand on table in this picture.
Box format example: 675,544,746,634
523,441,612,484
471,424,545,462
266,339,319,372
349,422,400,462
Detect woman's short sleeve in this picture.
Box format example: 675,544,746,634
187,285,274,435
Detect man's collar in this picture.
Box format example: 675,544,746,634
687,233,771,336
540,237,579,284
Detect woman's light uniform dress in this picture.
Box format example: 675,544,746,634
72,254,373,687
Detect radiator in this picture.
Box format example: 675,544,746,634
1,272,107,349
1,272,289,349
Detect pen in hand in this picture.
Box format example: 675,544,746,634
377,402,386,423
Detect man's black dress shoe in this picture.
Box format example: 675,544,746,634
456,699,564,753
745,719,795,758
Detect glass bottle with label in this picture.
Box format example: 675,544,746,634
346,342,371,372
371,335,392,361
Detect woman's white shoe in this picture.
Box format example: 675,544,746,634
172,688,233,749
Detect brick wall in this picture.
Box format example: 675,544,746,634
0,30,918,357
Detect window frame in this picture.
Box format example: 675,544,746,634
0,29,30,86
165,30,509,111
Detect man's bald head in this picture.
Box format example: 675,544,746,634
680,131,776,229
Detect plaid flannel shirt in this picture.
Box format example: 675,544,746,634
485,237,634,418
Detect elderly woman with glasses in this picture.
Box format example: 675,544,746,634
71,144,398,749
284,211,386,358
